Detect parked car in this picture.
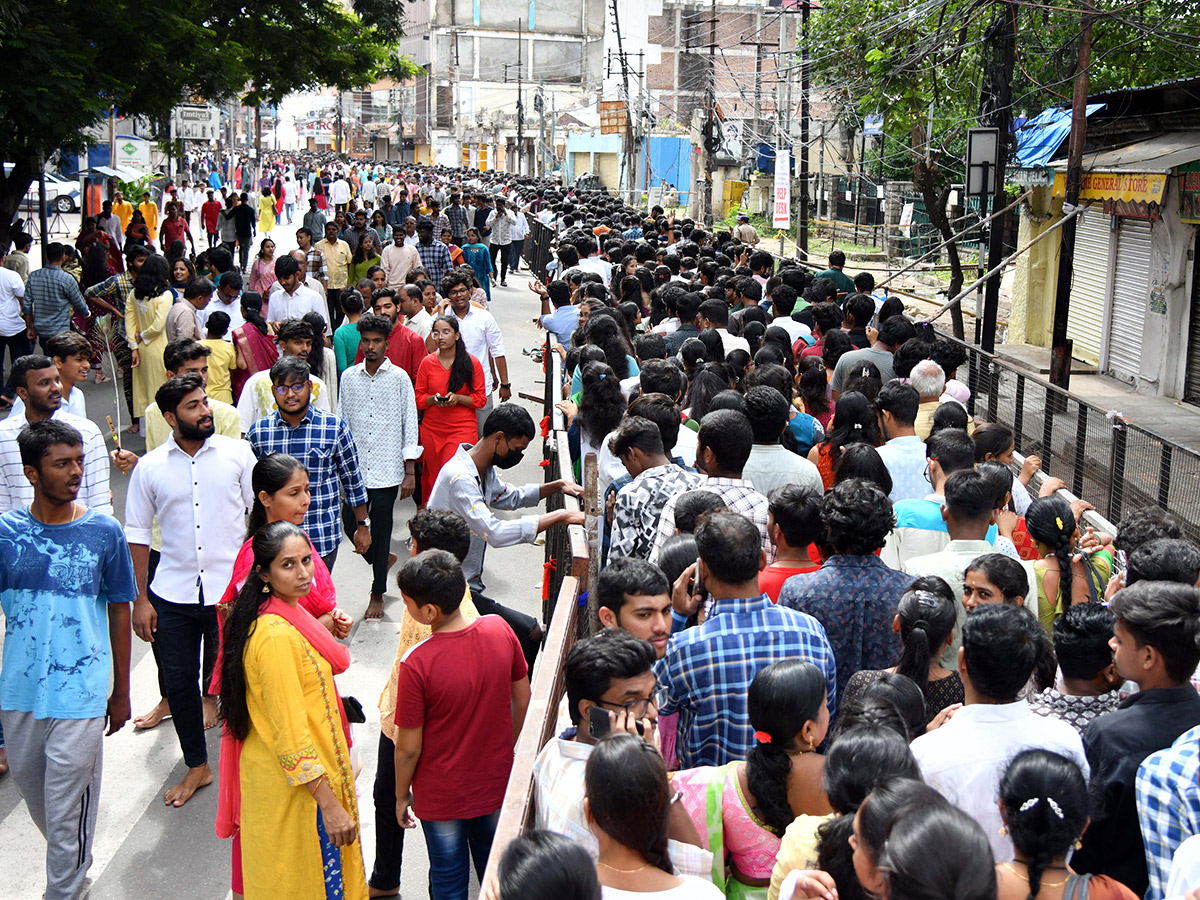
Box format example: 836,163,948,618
4,164,81,214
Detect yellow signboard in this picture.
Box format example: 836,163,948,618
1052,170,1167,204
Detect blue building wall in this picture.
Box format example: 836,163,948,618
646,136,691,204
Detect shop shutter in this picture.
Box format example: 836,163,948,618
596,153,620,192
1066,206,1111,366
1185,239,1200,404
1105,218,1153,383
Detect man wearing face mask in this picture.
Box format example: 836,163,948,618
427,403,585,668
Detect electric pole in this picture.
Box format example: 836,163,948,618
1049,0,1094,388
517,19,525,176
610,0,638,203
980,0,1016,354
798,2,811,261
703,0,717,224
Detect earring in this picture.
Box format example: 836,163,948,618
1074,839,1083,851
261,581,271,594
999,825,1008,837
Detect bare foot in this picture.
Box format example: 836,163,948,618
365,594,385,620
0,746,8,775
369,886,401,898
133,697,171,730
126,421,140,435
164,764,213,807
202,696,219,730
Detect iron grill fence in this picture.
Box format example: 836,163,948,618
524,218,556,284
947,334,1200,543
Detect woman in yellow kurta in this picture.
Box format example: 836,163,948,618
258,190,277,236
217,521,368,900
124,254,172,427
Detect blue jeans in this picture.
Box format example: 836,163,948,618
420,809,500,900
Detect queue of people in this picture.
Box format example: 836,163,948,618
1,156,1200,900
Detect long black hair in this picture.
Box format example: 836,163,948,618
797,357,831,419
584,733,674,875
499,830,601,900
878,803,997,900
999,749,1088,900
894,576,958,700
219,521,308,742
301,312,327,381
133,254,171,300
815,728,921,900
247,453,307,538
240,290,270,336
820,391,881,467
746,660,827,836
1026,496,1077,604
584,313,631,379
433,315,474,394
578,361,626,446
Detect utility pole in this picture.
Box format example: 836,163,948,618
335,91,344,157
536,80,547,178
1049,0,1093,388
798,2,811,261
703,0,717,224
610,0,637,204
980,0,1016,354
517,19,525,176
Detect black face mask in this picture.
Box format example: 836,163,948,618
493,447,524,470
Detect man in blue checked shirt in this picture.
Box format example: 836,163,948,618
654,510,837,769
22,243,87,354
246,355,370,572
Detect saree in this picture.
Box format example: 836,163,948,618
231,323,279,403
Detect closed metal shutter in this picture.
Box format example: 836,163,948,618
597,153,620,192
1185,241,1200,404
1066,206,1111,366
1105,218,1153,383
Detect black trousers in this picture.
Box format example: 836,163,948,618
0,331,31,399
342,486,400,595
148,590,219,768
489,243,509,283
327,288,346,329
472,589,540,671
370,730,406,891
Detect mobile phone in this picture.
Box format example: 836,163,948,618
587,704,644,739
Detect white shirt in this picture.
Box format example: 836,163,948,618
337,359,421,488
577,255,611,287
403,234,420,247
181,188,198,213
0,266,26,335
405,306,433,341
360,180,377,203
9,384,86,422
200,294,245,340
329,179,350,204
0,409,111,516
875,434,929,503
236,370,332,433
267,284,328,331
772,317,812,345
742,444,824,496
124,433,256,605
715,328,751,357
910,699,1088,862
452,306,505,395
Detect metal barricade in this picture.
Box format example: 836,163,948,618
524,218,556,284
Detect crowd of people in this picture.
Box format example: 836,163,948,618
1,154,1199,900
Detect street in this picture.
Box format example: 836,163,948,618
0,220,553,900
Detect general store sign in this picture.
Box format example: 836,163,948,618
1178,161,1200,224
1052,170,1167,204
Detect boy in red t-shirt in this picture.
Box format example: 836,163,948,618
760,484,824,602
392,549,531,900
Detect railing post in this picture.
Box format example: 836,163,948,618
1013,375,1025,453
1108,417,1127,523
966,348,980,418
986,359,999,423
1042,393,1055,464
1072,403,1088,498
1159,442,1173,511
583,452,600,636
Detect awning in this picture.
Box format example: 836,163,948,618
89,166,123,178
1013,103,1105,169
114,166,150,181
1048,131,1200,203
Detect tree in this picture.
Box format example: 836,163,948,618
808,0,1200,338
0,0,414,251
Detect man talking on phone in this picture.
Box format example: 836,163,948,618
529,629,708,875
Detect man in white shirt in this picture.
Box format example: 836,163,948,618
381,224,420,291
697,298,750,357
741,385,823,496
329,174,351,212
873,382,930,503
266,255,328,332
0,354,111,515
237,318,332,431
202,272,245,339
402,216,420,247
399,284,433,342
125,372,256,807
910,602,1088,862
442,270,510,429
360,176,377,209
338,313,421,619
576,242,612,288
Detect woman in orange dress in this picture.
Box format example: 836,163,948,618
414,315,486,501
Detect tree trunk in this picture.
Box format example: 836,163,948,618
0,157,36,256
913,155,965,339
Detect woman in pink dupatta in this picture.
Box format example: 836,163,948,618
231,290,279,403
211,455,354,897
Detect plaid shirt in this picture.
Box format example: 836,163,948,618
1137,726,1200,900
305,247,328,284
654,593,837,768
23,265,87,337
415,240,453,287
649,476,772,564
245,405,368,556
445,204,470,239
85,271,136,336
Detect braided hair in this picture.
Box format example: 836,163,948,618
1026,496,1077,608
893,576,958,700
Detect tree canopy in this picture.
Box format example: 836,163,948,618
0,0,417,247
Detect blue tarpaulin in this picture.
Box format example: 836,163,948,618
1013,104,1105,169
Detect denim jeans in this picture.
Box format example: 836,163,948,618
420,809,500,900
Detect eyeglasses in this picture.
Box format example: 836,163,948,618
595,697,656,718
273,382,309,396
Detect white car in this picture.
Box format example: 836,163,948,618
30,173,81,213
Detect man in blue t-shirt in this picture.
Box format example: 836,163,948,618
533,279,581,346
0,419,136,900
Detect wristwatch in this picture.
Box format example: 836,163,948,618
357,518,370,529
500,382,511,389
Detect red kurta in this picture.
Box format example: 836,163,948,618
414,351,487,499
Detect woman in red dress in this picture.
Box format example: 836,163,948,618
414,315,486,501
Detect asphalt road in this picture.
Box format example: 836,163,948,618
0,218,554,899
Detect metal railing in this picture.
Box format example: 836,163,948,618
945,333,1200,543
523,218,556,284
482,334,594,888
